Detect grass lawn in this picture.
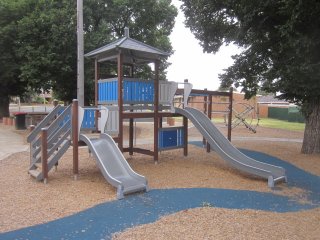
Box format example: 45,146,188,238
212,117,305,131
173,116,305,132
258,118,305,131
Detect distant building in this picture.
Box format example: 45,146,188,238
257,95,304,123
257,95,289,118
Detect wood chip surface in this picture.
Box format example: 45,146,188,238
0,122,319,239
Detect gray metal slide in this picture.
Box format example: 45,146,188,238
175,107,287,187
79,133,148,199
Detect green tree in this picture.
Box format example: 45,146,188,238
17,0,77,104
0,0,177,115
0,0,29,118
18,0,176,103
181,0,320,154
84,0,177,80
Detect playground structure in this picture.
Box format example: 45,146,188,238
27,28,286,199
188,93,260,133
231,102,260,133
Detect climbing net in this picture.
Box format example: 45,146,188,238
229,102,260,133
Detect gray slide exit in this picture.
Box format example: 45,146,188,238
175,107,287,187
79,133,148,199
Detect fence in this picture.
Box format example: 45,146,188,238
268,105,305,123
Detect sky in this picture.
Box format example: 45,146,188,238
166,0,240,91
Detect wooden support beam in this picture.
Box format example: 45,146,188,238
72,99,79,179
154,60,160,163
112,137,119,143
123,147,155,157
94,59,99,106
129,55,134,153
183,116,188,156
176,88,231,96
118,53,124,152
122,112,181,119
94,60,99,132
203,88,207,147
207,94,212,153
228,87,233,141
129,118,134,155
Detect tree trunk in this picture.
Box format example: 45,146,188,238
301,99,320,154
0,95,10,119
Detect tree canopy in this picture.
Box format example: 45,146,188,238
0,0,177,114
181,0,320,154
0,0,29,116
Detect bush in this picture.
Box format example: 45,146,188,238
33,96,48,104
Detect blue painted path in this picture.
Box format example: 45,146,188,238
1,144,319,240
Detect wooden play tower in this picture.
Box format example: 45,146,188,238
85,28,189,162
28,32,286,189
27,28,235,188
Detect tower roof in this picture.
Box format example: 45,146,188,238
85,31,170,64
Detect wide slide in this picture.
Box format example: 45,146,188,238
175,107,287,187
79,133,148,199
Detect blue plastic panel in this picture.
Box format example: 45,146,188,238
159,127,184,150
162,130,177,148
98,78,154,103
81,109,96,129
57,107,71,128
98,79,119,103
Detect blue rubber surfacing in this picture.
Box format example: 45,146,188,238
1,145,319,240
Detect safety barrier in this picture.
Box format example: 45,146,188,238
158,127,185,150
98,78,177,106
81,108,96,130
98,78,154,104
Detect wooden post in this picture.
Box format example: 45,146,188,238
72,99,79,180
129,118,134,155
129,63,134,155
203,88,207,147
183,116,188,156
228,87,233,141
94,59,99,131
41,128,48,184
207,94,212,152
118,53,124,152
154,60,160,163
94,59,99,106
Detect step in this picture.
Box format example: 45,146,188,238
28,169,42,181
29,162,42,171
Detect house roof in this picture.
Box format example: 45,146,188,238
85,30,170,64
258,95,288,104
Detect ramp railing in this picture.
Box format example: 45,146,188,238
28,105,72,182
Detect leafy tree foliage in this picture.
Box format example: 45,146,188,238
0,0,29,117
0,0,177,116
84,0,177,80
17,0,77,103
181,0,320,154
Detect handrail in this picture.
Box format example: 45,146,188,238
27,105,65,143
29,105,72,170
46,105,71,138
168,82,178,112
175,81,193,108
183,82,193,108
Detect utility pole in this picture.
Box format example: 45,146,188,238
77,0,84,106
